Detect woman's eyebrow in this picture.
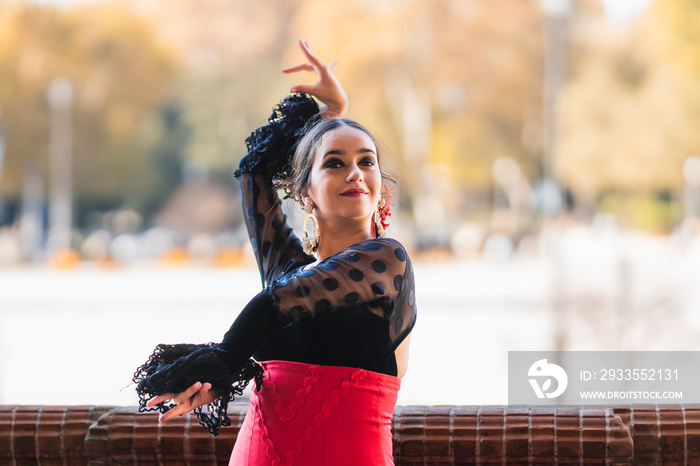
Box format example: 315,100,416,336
323,148,376,159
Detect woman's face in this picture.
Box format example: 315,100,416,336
306,125,382,228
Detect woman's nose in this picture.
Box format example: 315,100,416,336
347,164,363,182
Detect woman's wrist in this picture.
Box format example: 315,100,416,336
319,102,348,119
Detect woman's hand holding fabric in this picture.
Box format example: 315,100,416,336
283,39,348,118
147,381,217,422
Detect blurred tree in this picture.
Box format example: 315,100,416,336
561,0,700,213
0,2,177,224
652,0,700,80
8,0,691,236
132,0,305,174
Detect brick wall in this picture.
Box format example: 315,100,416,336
1,405,699,464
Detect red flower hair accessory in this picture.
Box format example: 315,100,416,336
371,187,392,238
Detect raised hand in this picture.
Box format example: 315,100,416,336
146,381,217,422
283,39,348,118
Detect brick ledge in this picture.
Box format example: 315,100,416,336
2,405,699,464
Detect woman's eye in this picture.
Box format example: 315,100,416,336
360,157,376,167
324,159,343,169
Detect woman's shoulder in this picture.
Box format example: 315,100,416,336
334,237,410,267
285,238,410,278
358,237,407,253
355,237,407,252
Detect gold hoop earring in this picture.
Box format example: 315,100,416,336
372,196,389,238
373,209,386,238
302,203,319,255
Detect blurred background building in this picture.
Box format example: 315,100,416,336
1,0,700,407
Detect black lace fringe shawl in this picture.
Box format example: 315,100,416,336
234,93,320,182
133,343,263,436
134,95,318,437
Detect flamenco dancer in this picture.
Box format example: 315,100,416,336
133,40,417,465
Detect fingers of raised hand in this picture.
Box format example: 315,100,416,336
284,39,346,116
299,39,324,67
282,63,315,74
289,84,313,95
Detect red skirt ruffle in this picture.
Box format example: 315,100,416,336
230,360,400,466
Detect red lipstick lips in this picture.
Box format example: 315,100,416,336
341,189,367,197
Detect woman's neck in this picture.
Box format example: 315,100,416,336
315,219,372,261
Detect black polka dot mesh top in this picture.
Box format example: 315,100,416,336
237,94,417,377
133,95,417,436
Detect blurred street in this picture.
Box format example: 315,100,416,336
2,227,700,407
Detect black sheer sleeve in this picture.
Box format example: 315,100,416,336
132,344,263,437
133,289,278,437
133,95,319,437
235,94,319,287
270,238,417,352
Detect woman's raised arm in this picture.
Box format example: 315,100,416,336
235,41,350,286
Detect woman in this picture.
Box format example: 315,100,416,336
133,40,417,465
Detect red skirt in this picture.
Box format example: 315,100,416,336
229,360,400,466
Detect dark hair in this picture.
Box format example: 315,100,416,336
277,118,397,203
